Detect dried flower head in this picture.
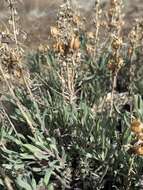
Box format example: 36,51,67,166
108,0,124,34
107,55,123,72
111,36,123,50
128,19,143,50
48,1,86,103
38,44,49,54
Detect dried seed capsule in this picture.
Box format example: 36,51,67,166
131,119,143,134
70,36,75,49
111,37,123,50
50,26,59,37
137,133,143,141
134,146,143,155
14,67,22,78
73,37,80,50
70,36,80,50
87,32,94,39
73,15,81,25
56,41,65,54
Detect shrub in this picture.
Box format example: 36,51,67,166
0,0,143,189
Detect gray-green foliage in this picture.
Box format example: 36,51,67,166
0,45,143,190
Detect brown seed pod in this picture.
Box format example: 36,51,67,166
70,36,75,49
127,47,133,57
134,146,143,155
115,56,124,69
73,15,81,25
87,32,94,39
55,41,65,54
131,119,143,134
137,133,143,141
50,26,59,37
107,61,116,72
111,37,123,50
14,67,22,78
74,37,80,50
70,36,80,50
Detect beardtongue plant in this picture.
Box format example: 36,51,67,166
0,0,143,190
